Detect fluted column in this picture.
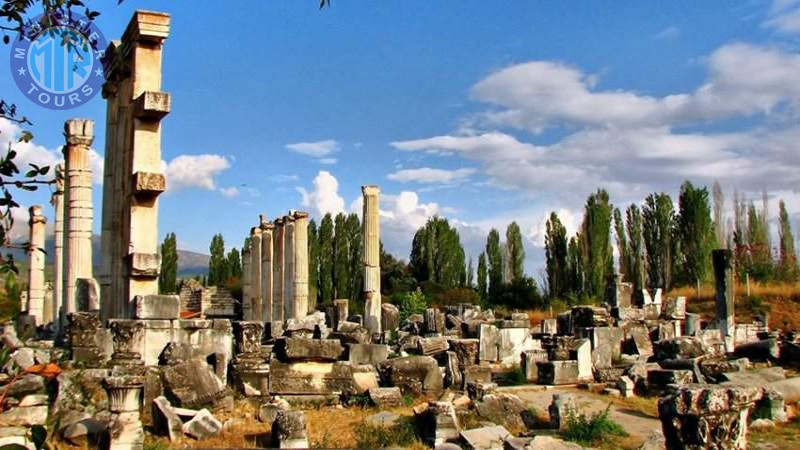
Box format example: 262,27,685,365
64,119,94,315
249,227,262,321
241,246,251,320
26,206,46,325
713,249,735,353
51,164,64,328
273,218,285,322
362,186,381,334
260,217,274,322
283,215,296,320
293,211,309,318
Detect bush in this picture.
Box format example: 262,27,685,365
493,276,543,310
561,404,628,446
354,416,418,448
742,295,769,317
394,288,428,321
503,367,526,386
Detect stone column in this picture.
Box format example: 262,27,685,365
362,186,381,334
100,11,171,319
103,376,145,450
249,227,262,321
51,164,64,329
273,218,285,322
292,211,309,319
241,246,251,320
63,119,94,317
260,217,274,322
713,249,735,353
283,215,296,319
26,206,46,325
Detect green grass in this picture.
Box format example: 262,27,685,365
561,404,629,446
353,416,418,449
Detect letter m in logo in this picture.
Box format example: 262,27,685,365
13,48,25,59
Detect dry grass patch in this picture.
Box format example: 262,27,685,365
306,404,418,448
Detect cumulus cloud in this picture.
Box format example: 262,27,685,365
219,186,240,198
164,154,231,192
387,167,475,184
297,170,346,217
286,139,339,161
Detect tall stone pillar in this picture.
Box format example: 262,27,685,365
51,164,65,328
260,217,274,322
26,206,46,325
292,211,309,319
249,227,262,321
63,119,94,316
272,218,285,322
713,249,735,353
241,246,251,320
283,215,296,320
362,186,381,334
100,11,171,319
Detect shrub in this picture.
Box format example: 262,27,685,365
742,295,769,317
394,288,428,321
561,404,628,446
503,367,526,386
354,416,418,448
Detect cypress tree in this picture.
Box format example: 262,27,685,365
477,252,487,302
333,213,350,300
208,234,227,287
226,247,241,278
643,193,675,290
613,208,629,281
308,219,320,311
346,213,362,305
580,189,614,300
486,229,503,302
506,221,525,282
626,204,645,292
778,199,799,281
159,232,178,294
676,181,715,287
318,213,334,305
545,212,569,298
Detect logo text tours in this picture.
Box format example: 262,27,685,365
9,11,108,111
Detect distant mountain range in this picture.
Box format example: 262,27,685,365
6,234,210,277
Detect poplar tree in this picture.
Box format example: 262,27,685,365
778,199,799,281
747,201,773,281
613,208,629,281
545,212,569,298
346,213,362,304
159,232,178,294
466,257,474,288
333,213,350,299
625,204,645,292
676,181,715,287
318,213,334,305
643,192,675,290
567,235,584,297
477,252,488,302
505,221,525,282
409,217,466,288
227,247,241,278
580,189,614,299
208,233,227,287
308,219,319,310
486,229,503,302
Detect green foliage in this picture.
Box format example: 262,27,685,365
643,192,675,290
626,204,645,291
346,213,363,306
486,229,503,302
494,276,543,310
506,221,525,282
226,246,241,278
778,200,799,281
308,219,320,310
747,199,773,282
409,216,466,288
403,393,414,406
504,366,526,386
353,416,418,449
561,404,628,446
477,252,488,303
613,208,629,280
0,272,21,320
333,213,350,300
677,181,715,285
742,295,769,317
159,232,178,294
318,214,334,306
580,189,614,299
545,212,569,298
207,233,228,287
394,288,428,321
381,245,416,295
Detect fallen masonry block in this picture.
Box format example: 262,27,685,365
368,386,403,407
460,425,510,450
417,401,460,447
272,410,308,449
278,338,344,361
162,356,228,409
347,343,389,365
182,408,222,440
152,396,182,442
537,360,580,385
378,356,443,396
647,369,693,390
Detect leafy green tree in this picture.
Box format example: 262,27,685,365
676,181,715,287
625,204,645,292
333,213,350,299
346,213,363,305
466,257,474,288
409,217,466,288
506,221,525,282
643,193,675,290
495,276,543,310
318,213,334,305
579,189,614,299
159,232,178,294
208,233,227,287
746,200,773,281
567,235,584,298
613,208,629,281
477,253,488,302
778,200,799,281
486,229,503,302
545,212,569,299
227,247,241,278
308,219,319,311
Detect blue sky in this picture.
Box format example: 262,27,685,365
2,0,800,278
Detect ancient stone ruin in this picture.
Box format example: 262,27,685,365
4,8,800,450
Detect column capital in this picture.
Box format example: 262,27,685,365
64,119,95,146
28,205,46,225
361,185,380,196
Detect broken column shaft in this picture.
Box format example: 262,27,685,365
51,164,64,329
260,218,274,322
712,249,735,353
362,185,381,334
26,206,46,325
249,227,262,321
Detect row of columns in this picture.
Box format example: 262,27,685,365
243,211,309,322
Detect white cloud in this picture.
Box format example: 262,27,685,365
319,157,338,165
766,0,800,33
654,26,680,39
286,139,339,158
164,154,231,192
387,167,475,184
528,208,579,247
268,174,299,183
219,186,240,198
297,170,346,217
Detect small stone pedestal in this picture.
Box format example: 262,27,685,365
109,320,145,374
104,376,144,450
232,321,270,396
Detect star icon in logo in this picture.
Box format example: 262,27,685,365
94,68,104,77
17,67,26,76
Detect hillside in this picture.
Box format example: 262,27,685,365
3,234,209,278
